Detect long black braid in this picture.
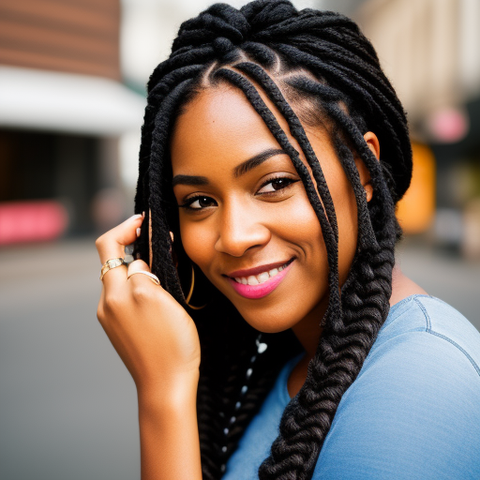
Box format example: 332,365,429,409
134,1,412,479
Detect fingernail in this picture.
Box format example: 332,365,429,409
169,231,174,242
142,211,146,218
136,227,141,237
132,213,143,220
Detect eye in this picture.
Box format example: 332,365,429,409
257,176,298,194
179,195,217,211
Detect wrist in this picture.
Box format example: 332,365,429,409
137,369,199,411
137,370,202,480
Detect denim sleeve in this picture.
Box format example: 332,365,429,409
313,330,480,479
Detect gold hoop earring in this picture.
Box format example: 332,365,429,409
186,265,206,310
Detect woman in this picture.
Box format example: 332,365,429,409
95,1,480,479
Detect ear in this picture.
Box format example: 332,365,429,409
364,131,380,160
355,131,380,202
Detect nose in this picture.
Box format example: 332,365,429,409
214,202,271,257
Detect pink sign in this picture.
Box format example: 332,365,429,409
0,201,69,245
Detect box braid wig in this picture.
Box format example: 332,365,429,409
133,1,413,478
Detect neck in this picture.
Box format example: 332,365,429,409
286,265,427,398
290,298,326,361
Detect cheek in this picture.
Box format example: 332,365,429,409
278,195,320,231
178,217,215,268
273,193,329,288
281,196,325,256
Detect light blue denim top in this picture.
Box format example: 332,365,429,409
223,295,480,479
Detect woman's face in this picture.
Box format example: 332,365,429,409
170,84,372,338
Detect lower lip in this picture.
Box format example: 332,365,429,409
227,261,294,300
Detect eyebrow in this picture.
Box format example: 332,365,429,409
171,148,287,187
233,148,286,178
172,174,209,187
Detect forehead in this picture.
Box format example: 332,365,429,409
170,85,283,175
169,82,339,185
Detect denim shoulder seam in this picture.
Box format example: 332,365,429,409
426,330,480,377
413,296,431,330
413,297,480,377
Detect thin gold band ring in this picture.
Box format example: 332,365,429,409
100,258,125,281
127,271,160,286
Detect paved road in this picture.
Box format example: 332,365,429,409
0,239,139,480
0,238,479,480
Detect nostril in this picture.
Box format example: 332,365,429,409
214,206,271,256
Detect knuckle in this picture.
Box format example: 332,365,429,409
103,292,123,313
131,284,150,301
96,304,105,323
130,259,149,270
95,234,105,249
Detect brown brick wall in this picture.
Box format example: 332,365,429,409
0,0,120,79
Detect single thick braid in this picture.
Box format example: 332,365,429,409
147,79,195,301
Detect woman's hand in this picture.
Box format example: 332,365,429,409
95,213,201,396
96,214,203,479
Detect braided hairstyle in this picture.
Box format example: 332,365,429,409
134,1,412,479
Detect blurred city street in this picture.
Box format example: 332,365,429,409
0,238,479,480
0,239,140,480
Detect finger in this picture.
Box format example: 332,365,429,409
96,213,144,287
127,259,151,274
127,260,163,295
127,259,162,287
96,213,144,265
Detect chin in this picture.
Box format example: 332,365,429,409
231,302,304,334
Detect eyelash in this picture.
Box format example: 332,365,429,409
178,175,299,211
257,176,299,194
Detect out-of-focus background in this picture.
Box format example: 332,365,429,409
0,0,479,478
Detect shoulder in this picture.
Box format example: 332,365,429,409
368,294,480,376
314,295,480,480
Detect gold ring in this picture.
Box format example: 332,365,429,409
100,258,125,280
127,271,160,286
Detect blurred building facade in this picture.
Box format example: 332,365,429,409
0,0,145,241
2,0,479,255
354,0,480,256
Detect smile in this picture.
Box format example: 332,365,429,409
233,263,288,285
226,259,295,299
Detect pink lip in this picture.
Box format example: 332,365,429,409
226,259,292,279
226,260,294,299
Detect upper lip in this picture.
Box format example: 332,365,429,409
224,258,294,278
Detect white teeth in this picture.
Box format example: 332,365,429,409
257,272,270,283
233,263,290,286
